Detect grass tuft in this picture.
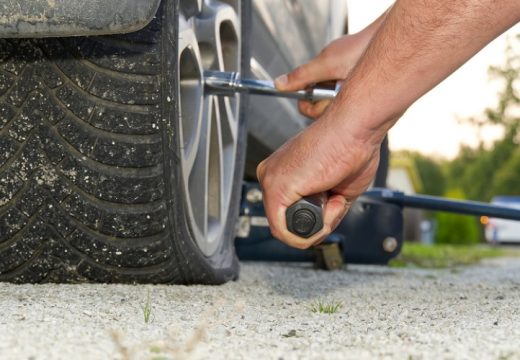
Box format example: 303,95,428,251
310,299,343,314
143,289,153,324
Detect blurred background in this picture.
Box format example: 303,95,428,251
347,1,520,246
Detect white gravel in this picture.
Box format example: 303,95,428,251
1,258,520,360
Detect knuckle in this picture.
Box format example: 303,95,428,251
293,241,312,250
309,103,329,118
322,57,338,77
318,44,332,59
319,42,340,64
322,224,332,236
308,105,321,119
260,173,273,190
256,161,266,181
271,228,283,241
318,100,331,112
288,66,305,83
298,102,312,118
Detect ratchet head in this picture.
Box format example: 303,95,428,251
203,70,242,96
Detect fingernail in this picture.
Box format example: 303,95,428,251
275,74,288,87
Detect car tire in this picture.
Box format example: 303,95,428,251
0,0,247,284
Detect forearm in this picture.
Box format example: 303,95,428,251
334,0,520,144
346,5,393,61
355,5,393,42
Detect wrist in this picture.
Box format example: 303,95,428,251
325,93,398,148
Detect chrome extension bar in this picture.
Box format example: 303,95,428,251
203,70,339,103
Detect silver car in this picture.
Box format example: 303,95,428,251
0,0,385,284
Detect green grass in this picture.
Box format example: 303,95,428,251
142,289,153,324
389,243,520,269
310,300,343,314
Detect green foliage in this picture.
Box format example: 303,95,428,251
411,152,446,196
466,35,519,132
389,243,512,269
492,147,520,196
455,132,517,201
435,212,481,245
395,150,446,196
446,146,479,190
446,35,520,202
487,37,520,130
434,190,481,245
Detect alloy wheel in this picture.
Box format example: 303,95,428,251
177,0,241,256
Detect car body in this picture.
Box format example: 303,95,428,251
484,196,520,244
245,0,348,175
0,0,352,284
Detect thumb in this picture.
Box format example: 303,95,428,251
275,57,332,92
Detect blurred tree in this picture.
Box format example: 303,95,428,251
434,189,481,244
492,147,520,195
485,37,520,132
447,34,519,202
466,35,519,134
394,150,446,196
459,134,516,201
411,153,446,196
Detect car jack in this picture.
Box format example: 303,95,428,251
235,182,520,270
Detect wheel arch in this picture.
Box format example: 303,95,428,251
0,0,162,38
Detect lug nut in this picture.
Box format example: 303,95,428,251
382,237,398,253
246,188,263,203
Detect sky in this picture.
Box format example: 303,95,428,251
346,1,520,159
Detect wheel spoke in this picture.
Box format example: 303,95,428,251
186,97,212,241
207,97,224,243
178,0,241,256
178,27,204,176
219,97,237,141
218,96,237,202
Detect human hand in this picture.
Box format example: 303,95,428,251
275,32,373,119
258,8,392,248
256,109,382,249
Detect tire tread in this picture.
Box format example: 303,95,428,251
0,17,179,283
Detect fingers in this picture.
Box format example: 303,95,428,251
323,194,351,232
298,99,332,119
256,118,369,250
256,158,300,240
258,158,320,249
284,194,350,249
275,56,332,92
259,163,351,250
270,194,351,250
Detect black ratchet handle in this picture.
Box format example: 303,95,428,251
286,193,326,238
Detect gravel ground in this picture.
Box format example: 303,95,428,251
1,258,520,360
